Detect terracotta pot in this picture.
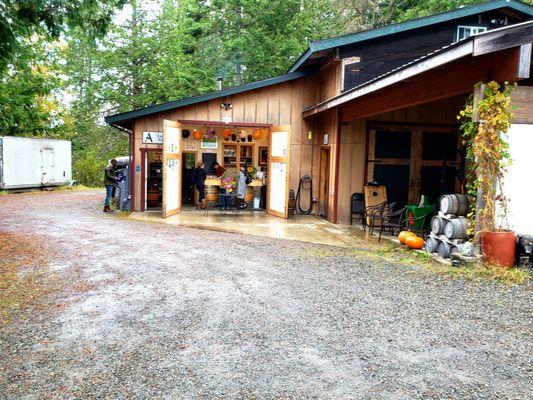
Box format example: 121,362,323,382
481,231,516,267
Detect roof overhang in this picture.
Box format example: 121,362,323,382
288,0,533,73
105,71,310,131
303,21,533,120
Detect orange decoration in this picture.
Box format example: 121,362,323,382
252,129,262,140
405,235,425,249
193,129,202,140
222,128,232,139
398,231,416,244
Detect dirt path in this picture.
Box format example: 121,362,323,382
1,189,532,399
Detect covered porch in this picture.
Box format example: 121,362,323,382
305,22,533,230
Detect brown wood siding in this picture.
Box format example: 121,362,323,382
131,76,319,211
512,85,533,123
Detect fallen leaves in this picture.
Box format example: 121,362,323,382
0,231,62,324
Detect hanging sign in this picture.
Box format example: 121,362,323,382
143,131,163,144
323,134,329,145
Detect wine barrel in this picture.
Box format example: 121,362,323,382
425,234,439,253
437,241,453,258
440,194,469,216
244,186,254,203
147,188,159,207
431,215,446,235
444,218,470,239
205,186,219,202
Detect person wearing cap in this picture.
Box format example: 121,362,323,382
103,159,118,212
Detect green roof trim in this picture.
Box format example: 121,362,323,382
287,0,533,73
105,71,310,127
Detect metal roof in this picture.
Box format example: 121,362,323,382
104,71,310,128
287,0,533,73
302,20,533,117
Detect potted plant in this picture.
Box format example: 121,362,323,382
459,81,516,267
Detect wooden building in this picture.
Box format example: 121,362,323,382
106,0,533,226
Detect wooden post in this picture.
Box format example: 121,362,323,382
472,84,485,241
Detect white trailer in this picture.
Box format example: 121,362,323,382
0,136,72,190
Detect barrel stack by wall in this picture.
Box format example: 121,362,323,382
426,194,471,258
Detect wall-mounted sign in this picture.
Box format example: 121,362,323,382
201,135,218,149
221,115,232,123
323,134,329,145
143,131,163,144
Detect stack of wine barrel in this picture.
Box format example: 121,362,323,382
426,194,471,259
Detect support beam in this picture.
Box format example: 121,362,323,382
517,43,532,79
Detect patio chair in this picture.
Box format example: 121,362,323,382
377,206,407,242
350,193,365,226
363,201,386,232
377,208,433,242
367,202,396,235
203,197,221,217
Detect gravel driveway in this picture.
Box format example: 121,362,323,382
0,189,531,399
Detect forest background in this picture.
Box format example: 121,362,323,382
0,0,517,185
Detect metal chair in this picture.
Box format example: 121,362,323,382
350,193,365,226
367,202,396,234
378,208,433,242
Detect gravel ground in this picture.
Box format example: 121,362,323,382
0,189,532,399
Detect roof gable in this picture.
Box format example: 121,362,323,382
288,0,533,73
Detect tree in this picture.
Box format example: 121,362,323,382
0,0,126,73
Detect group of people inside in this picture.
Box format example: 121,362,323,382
192,161,250,209
103,158,252,212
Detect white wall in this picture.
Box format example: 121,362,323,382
502,124,533,235
0,137,72,189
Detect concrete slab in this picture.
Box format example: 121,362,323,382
130,209,383,249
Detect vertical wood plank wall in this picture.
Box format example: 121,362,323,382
131,76,320,211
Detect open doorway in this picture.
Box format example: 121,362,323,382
182,152,196,207
146,150,163,209
319,147,330,218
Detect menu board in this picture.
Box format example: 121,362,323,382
202,152,217,175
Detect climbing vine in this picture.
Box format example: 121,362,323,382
458,81,515,237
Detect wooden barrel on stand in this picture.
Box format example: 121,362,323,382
444,218,470,239
440,194,469,216
244,187,254,203
431,215,446,235
205,186,219,202
147,188,159,207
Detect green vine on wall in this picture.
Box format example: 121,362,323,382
458,81,515,237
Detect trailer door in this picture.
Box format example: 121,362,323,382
162,120,182,218
41,148,55,184
267,125,291,218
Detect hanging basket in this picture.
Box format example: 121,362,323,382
193,129,203,140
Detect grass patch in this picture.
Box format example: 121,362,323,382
58,184,100,191
0,231,62,324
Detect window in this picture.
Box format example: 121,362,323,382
341,56,360,92
456,25,487,41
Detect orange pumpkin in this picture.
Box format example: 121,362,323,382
398,231,416,244
222,128,232,139
405,235,425,249
193,129,202,140
252,129,263,140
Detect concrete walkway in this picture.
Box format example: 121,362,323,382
130,208,382,248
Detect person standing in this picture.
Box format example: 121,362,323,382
236,164,249,208
213,161,225,177
103,159,118,212
193,161,207,209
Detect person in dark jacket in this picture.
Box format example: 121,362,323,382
193,161,207,209
213,161,225,177
103,159,118,212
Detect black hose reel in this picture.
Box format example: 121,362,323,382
294,175,313,214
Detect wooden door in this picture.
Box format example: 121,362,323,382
367,128,413,206
162,119,182,218
267,125,291,218
368,126,461,207
319,148,330,217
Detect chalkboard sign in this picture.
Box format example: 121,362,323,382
202,153,217,175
